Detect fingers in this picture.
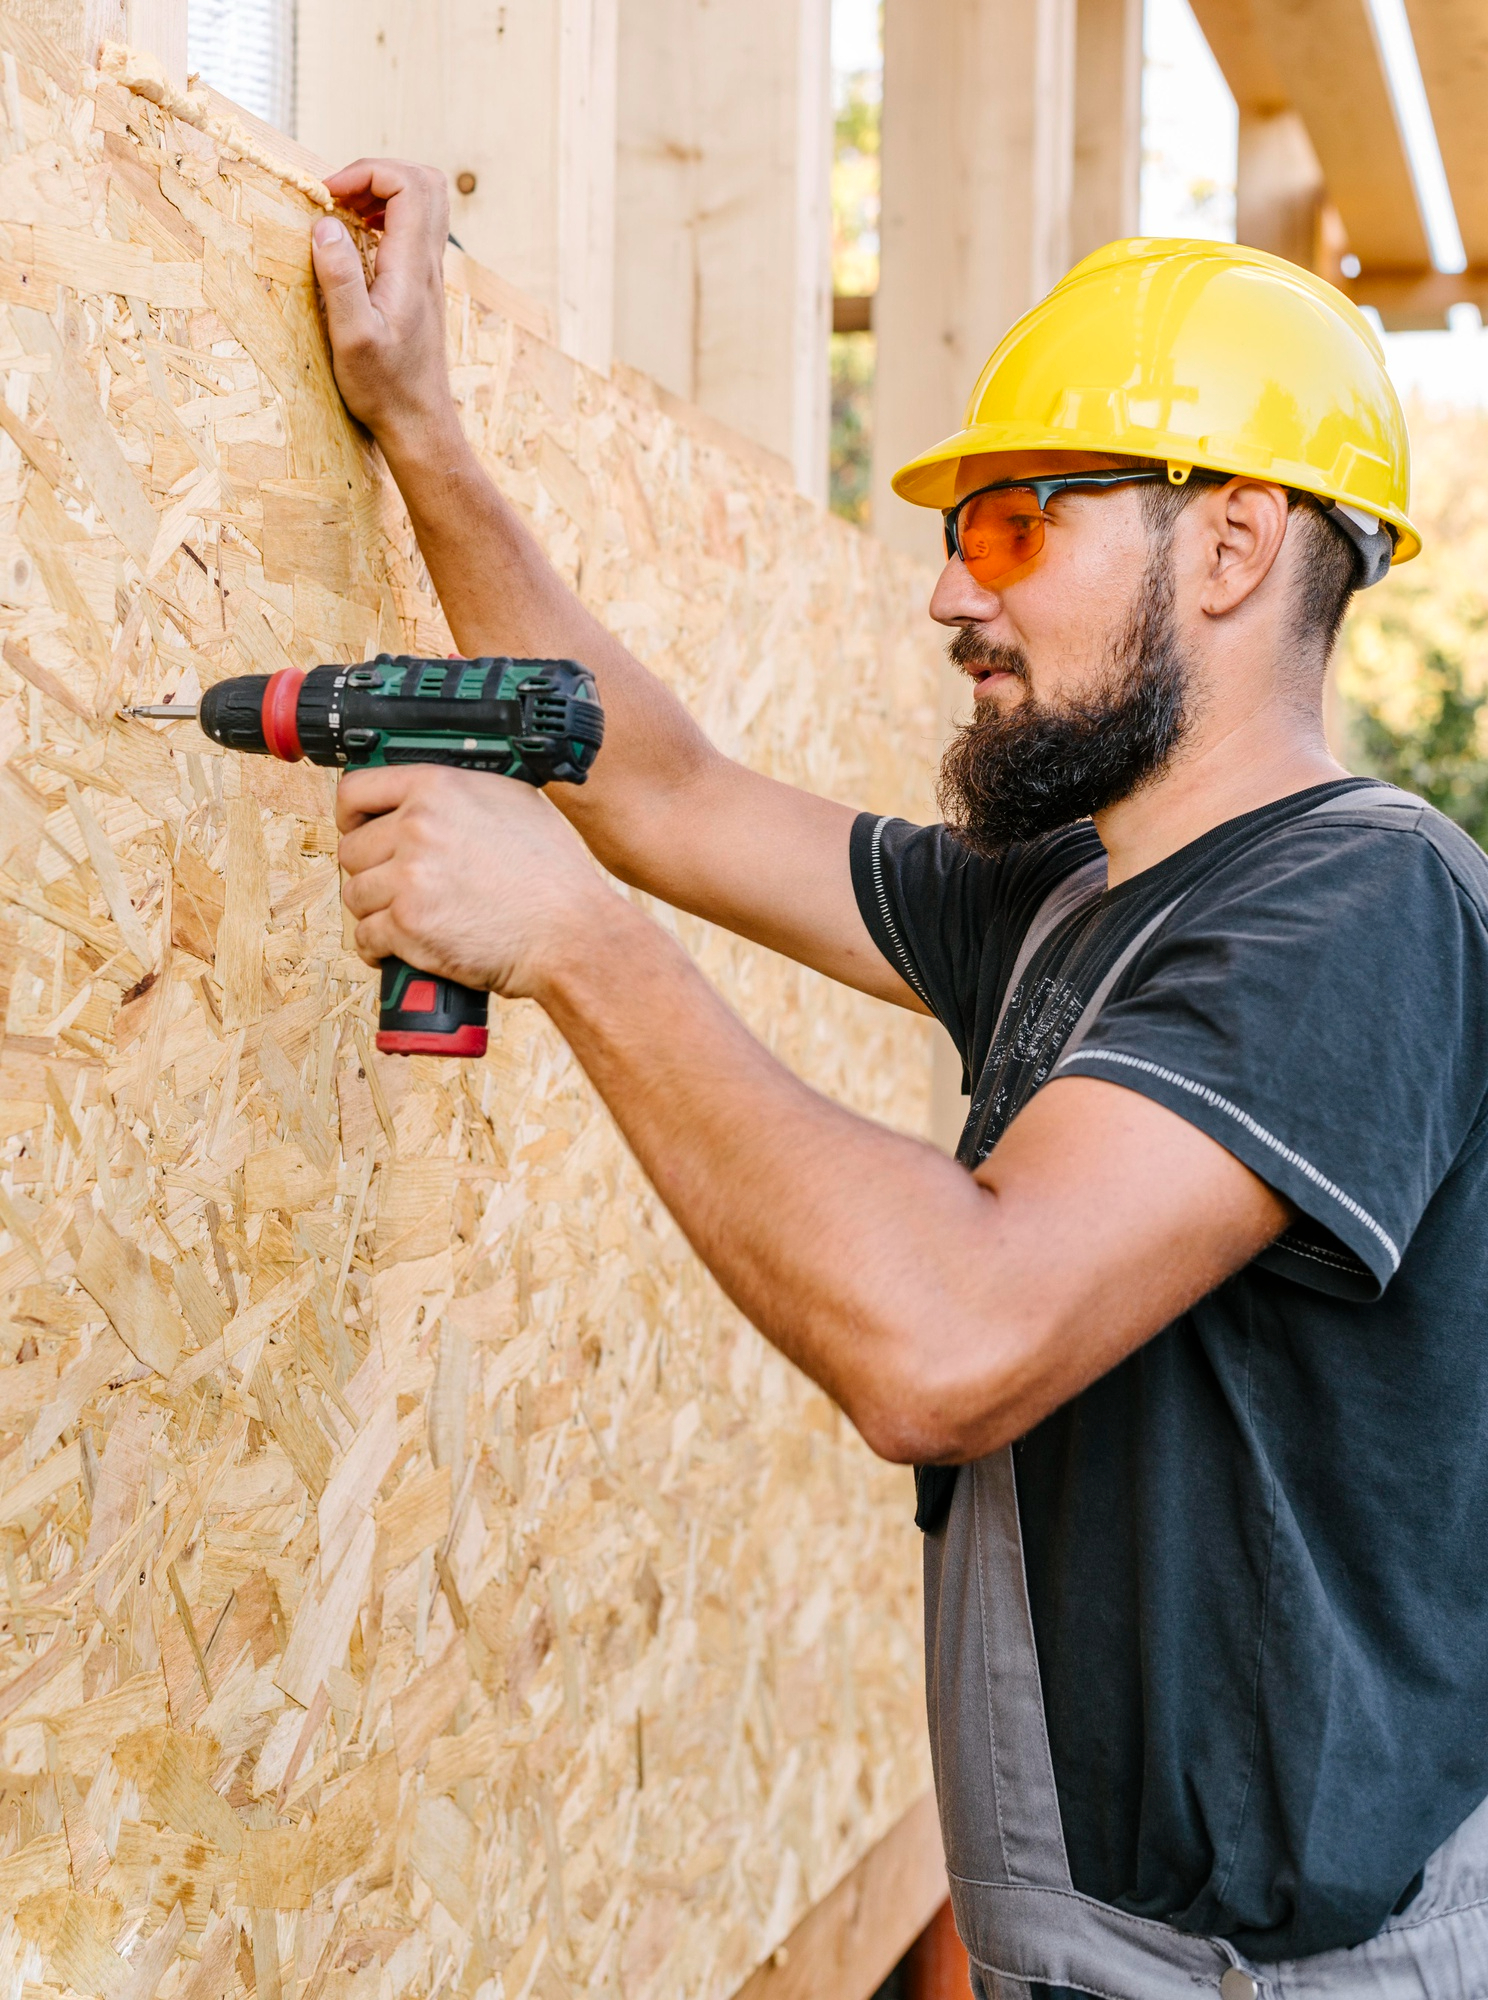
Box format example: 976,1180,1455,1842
311,217,380,352
352,911,397,967
324,157,420,212
323,158,448,251
371,160,449,260
340,858,401,923
336,809,400,878
335,764,420,833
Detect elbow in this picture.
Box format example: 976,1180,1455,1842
856,1401,990,1467
845,1318,1025,1467
855,1403,946,1466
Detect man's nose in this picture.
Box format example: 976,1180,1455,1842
929,557,1004,628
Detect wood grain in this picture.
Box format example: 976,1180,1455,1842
0,15,943,1997
731,1792,948,2000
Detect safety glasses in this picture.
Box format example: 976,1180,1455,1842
943,468,1175,589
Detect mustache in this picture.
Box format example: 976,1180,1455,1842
947,627,1029,681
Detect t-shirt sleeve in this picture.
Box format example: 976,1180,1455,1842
847,814,994,1050
1053,821,1488,1299
849,812,1101,1068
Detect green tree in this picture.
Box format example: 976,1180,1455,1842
1349,639,1488,846
830,63,880,523
1336,405,1488,851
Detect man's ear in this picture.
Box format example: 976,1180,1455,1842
1193,479,1291,617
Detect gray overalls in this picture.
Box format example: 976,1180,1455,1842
926,787,1488,2000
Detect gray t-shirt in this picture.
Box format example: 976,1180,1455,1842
850,779,1488,1963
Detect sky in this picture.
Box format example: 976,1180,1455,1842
832,0,1488,408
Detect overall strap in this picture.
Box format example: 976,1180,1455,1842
1057,893,1187,1067
988,855,1109,1050
960,856,1107,1164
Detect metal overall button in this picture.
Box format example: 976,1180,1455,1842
1220,1970,1259,2000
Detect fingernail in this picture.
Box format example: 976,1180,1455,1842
313,217,348,248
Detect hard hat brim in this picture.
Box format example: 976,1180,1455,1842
891,424,1421,567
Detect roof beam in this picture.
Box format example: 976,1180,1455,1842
1188,0,1430,268
1402,0,1488,266
1344,265,1488,330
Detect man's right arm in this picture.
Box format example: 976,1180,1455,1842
309,159,925,1013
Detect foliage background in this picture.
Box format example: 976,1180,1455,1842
1336,407,1488,848
830,64,880,524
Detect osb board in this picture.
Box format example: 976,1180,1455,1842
0,19,944,2000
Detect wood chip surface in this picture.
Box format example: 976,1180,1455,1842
0,17,942,1998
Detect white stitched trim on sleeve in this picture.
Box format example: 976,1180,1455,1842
870,815,933,1007
1054,1047,1401,1271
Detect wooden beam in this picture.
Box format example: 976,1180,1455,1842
1188,0,1429,270
874,0,1077,567
1403,0,1488,267
613,0,833,502
833,294,873,335
731,1792,948,2000
1344,265,1488,330
1070,0,1143,262
124,0,184,86
296,0,617,373
1181,0,1286,111
905,1900,975,2000
554,0,617,373
1236,107,1324,267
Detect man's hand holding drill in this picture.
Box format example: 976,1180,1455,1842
336,762,620,1005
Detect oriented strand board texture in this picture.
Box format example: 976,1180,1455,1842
0,19,944,2000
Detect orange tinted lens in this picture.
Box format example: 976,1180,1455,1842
956,488,1045,585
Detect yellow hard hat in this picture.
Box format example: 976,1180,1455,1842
891,236,1419,572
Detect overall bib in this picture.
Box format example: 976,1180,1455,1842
925,788,1488,2000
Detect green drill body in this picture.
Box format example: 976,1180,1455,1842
130,653,603,1056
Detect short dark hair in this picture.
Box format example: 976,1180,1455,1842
1139,476,1358,657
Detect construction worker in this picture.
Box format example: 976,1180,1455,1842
312,164,1488,1999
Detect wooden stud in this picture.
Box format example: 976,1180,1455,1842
873,0,1078,568
731,1792,948,2000
613,0,834,500
1237,107,1326,270
1071,0,1143,262
295,0,613,369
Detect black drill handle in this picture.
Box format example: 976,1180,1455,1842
376,959,490,1058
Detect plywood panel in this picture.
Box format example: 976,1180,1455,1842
0,18,941,2000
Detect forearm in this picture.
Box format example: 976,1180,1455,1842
533,894,996,1456
377,419,898,997
314,171,763,907
378,414,726,873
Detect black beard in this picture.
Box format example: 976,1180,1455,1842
936,554,1191,858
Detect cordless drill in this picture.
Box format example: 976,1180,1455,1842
126,655,604,1057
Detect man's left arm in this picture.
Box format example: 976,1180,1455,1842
337,767,1290,1461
